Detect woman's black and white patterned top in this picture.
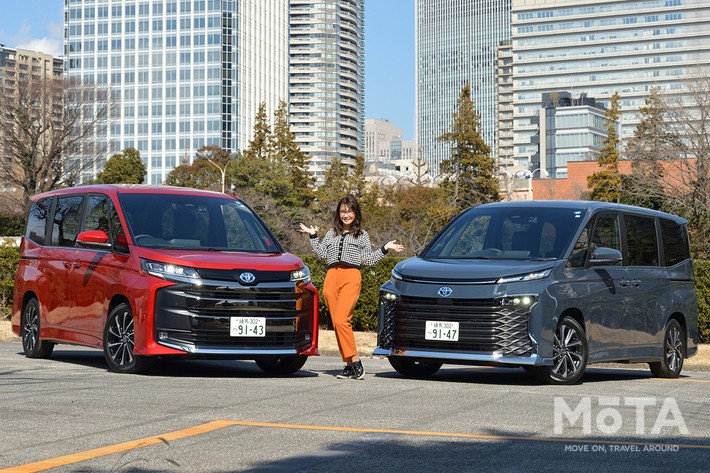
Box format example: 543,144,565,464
309,229,387,269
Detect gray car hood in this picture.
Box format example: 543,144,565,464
393,257,557,283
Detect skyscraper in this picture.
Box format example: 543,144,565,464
416,0,512,175
289,0,365,184
64,0,289,184
512,0,710,168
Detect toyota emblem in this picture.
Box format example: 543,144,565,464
438,286,453,297
239,272,256,284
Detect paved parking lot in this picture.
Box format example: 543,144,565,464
1,340,709,472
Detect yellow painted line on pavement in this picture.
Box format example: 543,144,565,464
0,420,234,473
3,418,709,472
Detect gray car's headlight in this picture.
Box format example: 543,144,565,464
496,268,551,284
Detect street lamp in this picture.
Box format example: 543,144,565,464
515,168,549,200
196,150,236,193
497,170,513,201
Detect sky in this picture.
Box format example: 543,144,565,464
0,0,416,140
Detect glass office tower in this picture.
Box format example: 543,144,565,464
416,0,512,175
64,0,288,184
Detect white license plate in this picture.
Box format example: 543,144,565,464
230,317,266,337
425,321,459,341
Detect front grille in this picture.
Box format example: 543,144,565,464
154,280,315,352
382,295,532,357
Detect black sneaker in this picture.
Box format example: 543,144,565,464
352,360,365,380
336,364,354,379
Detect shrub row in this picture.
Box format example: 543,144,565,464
2,245,709,343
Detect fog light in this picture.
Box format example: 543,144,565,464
305,333,312,342
158,332,168,340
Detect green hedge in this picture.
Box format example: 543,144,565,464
692,260,710,343
2,244,709,342
0,242,20,319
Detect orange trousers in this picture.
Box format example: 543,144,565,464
323,265,362,362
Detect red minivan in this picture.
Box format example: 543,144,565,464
12,185,319,374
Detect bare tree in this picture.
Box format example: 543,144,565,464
0,74,110,213
622,70,710,257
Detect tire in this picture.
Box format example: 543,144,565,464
21,298,54,359
255,355,308,375
532,317,588,385
103,303,152,374
649,319,684,378
388,357,443,378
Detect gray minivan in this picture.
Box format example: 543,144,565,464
374,201,698,384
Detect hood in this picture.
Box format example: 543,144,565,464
393,257,557,283
136,248,305,271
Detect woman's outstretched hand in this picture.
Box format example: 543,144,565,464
299,223,317,235
385,240,405,253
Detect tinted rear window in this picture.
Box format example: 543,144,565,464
25,197,53,245
660,218,690,266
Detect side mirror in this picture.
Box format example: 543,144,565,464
588,247,622,266
76,230,111,249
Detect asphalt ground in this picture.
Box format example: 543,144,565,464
1,339,709,472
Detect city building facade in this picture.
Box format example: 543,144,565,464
289,0,365,184
365,118,402,165
64,0,289,184
536,91,608,178
511,0,710,169
0,47,64,199
416,0,512,175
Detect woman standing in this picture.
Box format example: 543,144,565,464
300,195,404,379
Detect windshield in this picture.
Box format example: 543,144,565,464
423,206,587,260
119,193,281,252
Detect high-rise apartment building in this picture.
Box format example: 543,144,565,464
0,47,64,195
496,40,514,169
416,0,512,175
289,0,365,184
512,0,710,168
64,0,289,184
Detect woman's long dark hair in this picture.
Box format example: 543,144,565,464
333,195,362,237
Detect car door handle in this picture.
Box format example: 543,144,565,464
63,260,73,268
630,279,641,287
620,279,630,287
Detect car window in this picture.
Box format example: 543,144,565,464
25,197,53,246
83,194,111,234
109,202,129,253
424,206,585,260
660,218,690,266
590,212,621,252
51,195,84,247
119,193,280,252
625,214,658,266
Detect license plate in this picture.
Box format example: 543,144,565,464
425,321,459,341
230,317,266,337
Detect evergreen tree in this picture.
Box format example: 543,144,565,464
270,100,315,207
229,103,291,204
437,83,499,212
622,88,678,209
588,92,623,202
96,148,146,184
